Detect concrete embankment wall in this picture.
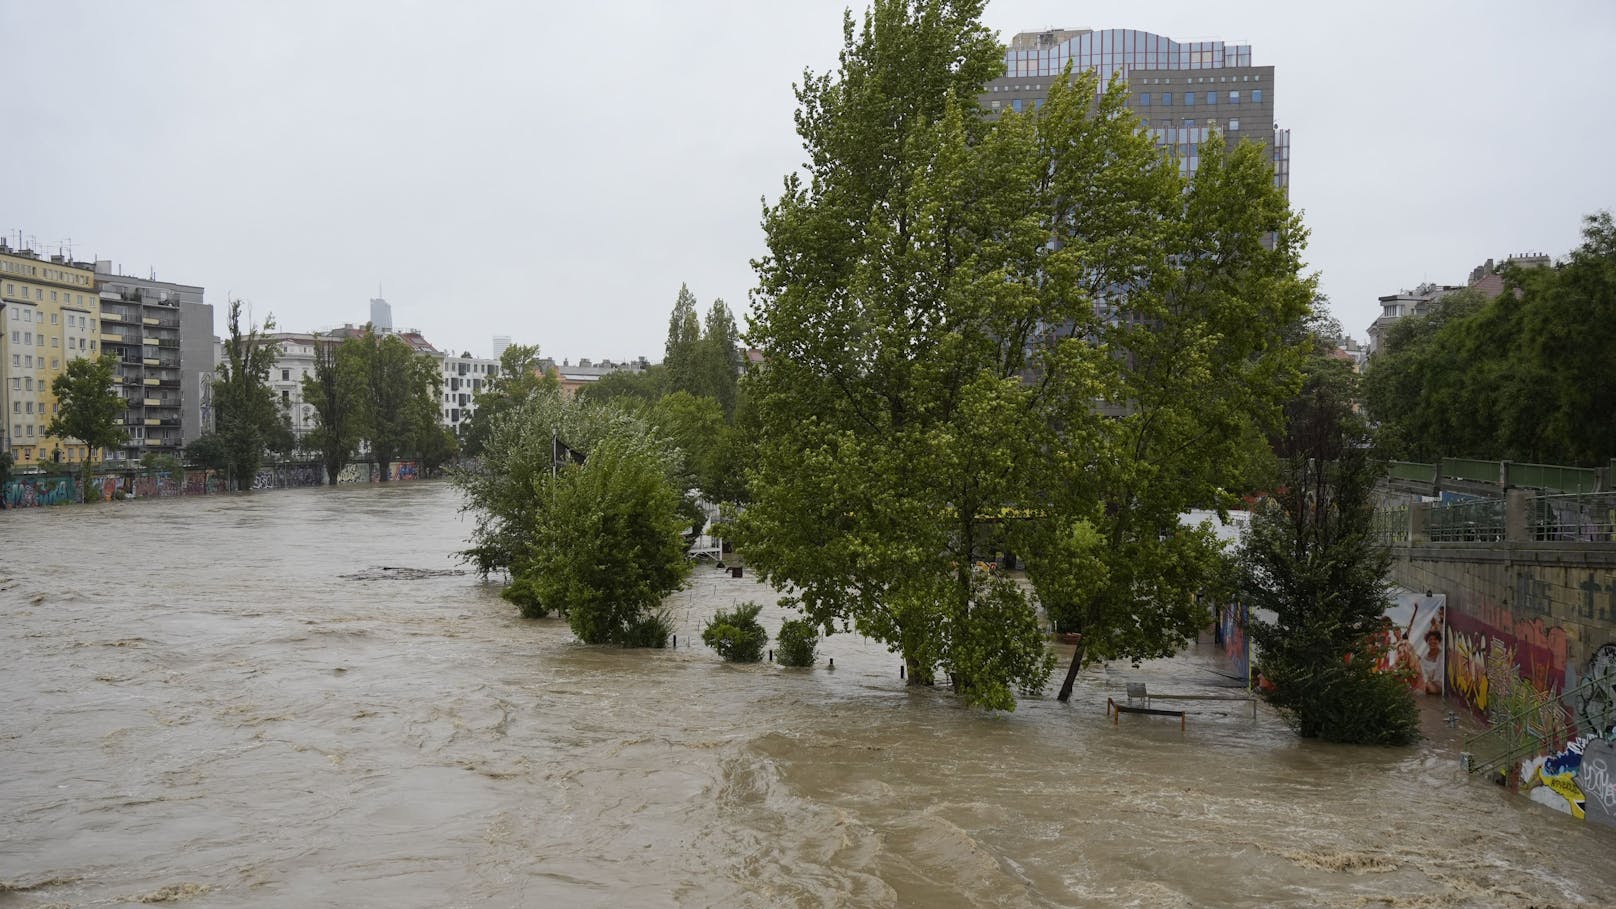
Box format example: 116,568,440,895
1386,495,1616,827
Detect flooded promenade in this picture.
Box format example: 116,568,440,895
1,482,1610,907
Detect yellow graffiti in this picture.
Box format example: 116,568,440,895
1537,768,1587,820
1447,630,1489,711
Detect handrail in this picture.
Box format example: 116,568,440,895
1461,673,1605,777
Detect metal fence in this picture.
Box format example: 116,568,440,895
1426,498,1506,543
1529,491,1616,542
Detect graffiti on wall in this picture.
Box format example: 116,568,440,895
392,461,420,481
1508,642,1616,823
1574,644,1616,741
336,463,373,484
1445,611,1569,717
2,476,79,508
1579,738,1616,828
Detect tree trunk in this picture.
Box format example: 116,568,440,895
1056,634,1086,702
905,657,934,686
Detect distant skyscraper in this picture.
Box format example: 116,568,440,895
492,335,511,361
984,28,1289,192
369,297,393,332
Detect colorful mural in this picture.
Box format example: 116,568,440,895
1445,610,1568,717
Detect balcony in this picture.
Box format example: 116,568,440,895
142,337,159,346
142,316,159,326
101,332,125,343
144,418,160,426
143,357,159,367
143,378,160,386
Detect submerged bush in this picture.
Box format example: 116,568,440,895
776,618,819,667
703,602,768,663
500,574,550,618
623,609,673,649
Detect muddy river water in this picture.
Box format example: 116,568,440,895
1,482,1611,907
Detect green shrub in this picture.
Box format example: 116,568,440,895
703,602,768,663
500,573,551,618
776,618,818,667
623,609,673,648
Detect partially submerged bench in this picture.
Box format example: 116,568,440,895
1124,681,1257,718
1107,696,1186,731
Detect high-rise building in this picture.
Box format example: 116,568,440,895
0,242,99,465
93,262,215,460
985,28,1289,192
492,335,511,361
369,297,393,332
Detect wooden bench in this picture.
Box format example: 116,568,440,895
1107,696,1186,731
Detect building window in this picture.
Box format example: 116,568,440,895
1252,89,1263,103
1206,91,1217,105
282,369,290,381
1229,90,1240,104
51,312,58,324
1185,92,1195,105
1138,93,1150,107
1161,92,1172,105
990,100,1000,111
1011,99,1023,113
1228,119,1240,132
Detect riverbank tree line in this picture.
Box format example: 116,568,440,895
1363,211,1616,466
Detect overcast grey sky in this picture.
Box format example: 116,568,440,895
3,1,1613,362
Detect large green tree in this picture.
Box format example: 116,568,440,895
741,0,1311,711
1240,351,1419,745
350,328,440,480
301,335,365,483
45,353,129,500
695,299,743,417
664,284,702,395
204,300,283,491
454,388,689,645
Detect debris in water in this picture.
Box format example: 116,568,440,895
341,566,467,581
134,882,210,902
1280,849,1397,873
0,875,78,892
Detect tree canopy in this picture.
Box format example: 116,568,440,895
349,327,441,480
454,387,690,646
45,352,129,499
1363,212,1616,465
739,0,1313,710
301,335,365,483
1240,349,1419,745
201,300,284,490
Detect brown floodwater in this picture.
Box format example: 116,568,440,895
1,481,1611,907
